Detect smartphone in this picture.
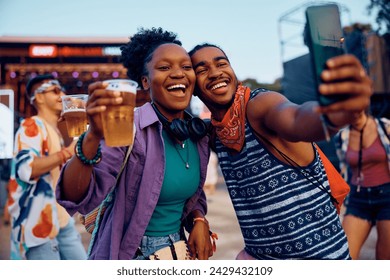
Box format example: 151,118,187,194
305,4,347,106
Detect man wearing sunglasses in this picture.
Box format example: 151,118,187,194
7,74,87,260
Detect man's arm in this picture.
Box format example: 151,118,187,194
247,55,372,143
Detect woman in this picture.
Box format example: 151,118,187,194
56,27,213,260
334,111,390,259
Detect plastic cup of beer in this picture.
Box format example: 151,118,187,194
102,79,138,147
61,94,88,138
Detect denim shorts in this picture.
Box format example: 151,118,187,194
344,182,390,224
133,231,183,260
26,218,87,260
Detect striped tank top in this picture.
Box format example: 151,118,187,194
214,90,351,259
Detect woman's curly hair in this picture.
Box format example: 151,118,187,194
120,27,182,89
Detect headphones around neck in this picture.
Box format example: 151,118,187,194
151,103,208,141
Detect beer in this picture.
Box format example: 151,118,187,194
101,80,138,147
101,87,137,147
61,94,88,138
63,109,88,138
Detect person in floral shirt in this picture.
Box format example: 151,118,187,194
8,74,86,260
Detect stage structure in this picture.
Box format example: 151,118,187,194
0,36,151,121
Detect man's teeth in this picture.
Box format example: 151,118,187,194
167,84,186,90
211,82,227,90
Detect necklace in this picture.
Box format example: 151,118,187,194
173,140,190,169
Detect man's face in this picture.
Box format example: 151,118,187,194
32,79,65,113
191,47,238,109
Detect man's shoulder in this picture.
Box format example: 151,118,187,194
249,88,282,100
17,116,46,137
19,116,46,128
250,88,269,99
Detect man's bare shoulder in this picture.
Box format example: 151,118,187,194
247,90,288,116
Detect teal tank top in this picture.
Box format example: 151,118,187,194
145,130,200,236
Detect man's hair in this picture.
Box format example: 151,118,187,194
188,43,230,62
25,74,56,102
120,27,182,89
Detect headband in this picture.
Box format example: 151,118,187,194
30,80,62,104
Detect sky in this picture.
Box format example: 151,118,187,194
0,0,378,84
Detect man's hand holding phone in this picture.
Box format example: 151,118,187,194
317,54,372,114
306,4,349,106
306,4,373,140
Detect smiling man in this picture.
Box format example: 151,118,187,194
8,74,86,260
189,43,372,260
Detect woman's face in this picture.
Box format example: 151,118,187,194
143,43,195,120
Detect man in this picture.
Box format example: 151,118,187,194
189,44,372,259
8,74,87,259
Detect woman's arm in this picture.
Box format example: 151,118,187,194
187,209,213,260
59,81,125,203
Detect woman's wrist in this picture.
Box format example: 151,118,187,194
75,132,102,165
193,217,209,226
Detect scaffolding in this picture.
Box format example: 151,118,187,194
278,1,390,118
278,1,351,63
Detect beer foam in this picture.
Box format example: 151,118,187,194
63,108,86,113
106,79,137,93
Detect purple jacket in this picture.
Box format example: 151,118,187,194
56,103,210,259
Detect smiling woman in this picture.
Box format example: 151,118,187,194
56,27,215,260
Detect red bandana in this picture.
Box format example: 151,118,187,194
211,85,251,152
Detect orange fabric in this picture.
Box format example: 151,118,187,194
316,145,350,214
23,118,39,137
210,232,218,253
7,179,18,206
211,85,251,152
32,204,57,238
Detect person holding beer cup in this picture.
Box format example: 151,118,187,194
8,74,87,259
56,27,214,260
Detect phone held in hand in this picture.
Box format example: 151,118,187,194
305,4,347,106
